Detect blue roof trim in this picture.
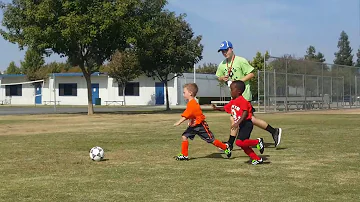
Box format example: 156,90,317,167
52,72,106,77
0,74,26,78
0,72,107,78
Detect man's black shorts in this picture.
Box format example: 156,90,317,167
237,120,254,141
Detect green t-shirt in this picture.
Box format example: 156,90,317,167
216,56,254,101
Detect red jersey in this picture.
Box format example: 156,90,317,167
224,96,252,123
181,99,206,126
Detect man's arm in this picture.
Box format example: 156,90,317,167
240,72,255,82
239,58,255,82
216,63,229,81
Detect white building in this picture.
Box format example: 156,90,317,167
0,72,230,106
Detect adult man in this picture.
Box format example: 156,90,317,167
215,40,282,149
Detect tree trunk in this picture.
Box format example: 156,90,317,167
84,72,94,115
164,80,170,111
122,85,126,106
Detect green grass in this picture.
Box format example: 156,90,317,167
0,111,359,202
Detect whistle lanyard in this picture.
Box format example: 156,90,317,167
227,55,235,77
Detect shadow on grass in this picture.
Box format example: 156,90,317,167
190,152,235,160
249,142,287,150
244,155,271,164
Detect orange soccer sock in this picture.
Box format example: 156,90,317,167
181,140,189,157
213,139,227,151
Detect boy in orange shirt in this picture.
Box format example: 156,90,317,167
213,80,265,165
174,83,231,160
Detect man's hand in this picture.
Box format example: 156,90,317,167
219,75,229,82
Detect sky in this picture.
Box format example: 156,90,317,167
0,0,359,71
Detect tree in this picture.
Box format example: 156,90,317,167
356,48,360,67
0,0,165,115
304,45,325,63
5,61,21,74
20,48,46,81
304,46,316,61
107,49,142,105
196,63,218,74
249,51,270,100
316,52,326,63
136,11,203,110
334,31,354,66
43,62,71,73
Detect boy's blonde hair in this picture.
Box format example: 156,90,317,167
183,83,198,97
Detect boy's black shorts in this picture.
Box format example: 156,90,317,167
182,121,215,143
237,120,254,141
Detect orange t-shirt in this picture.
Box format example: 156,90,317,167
181,99,205,126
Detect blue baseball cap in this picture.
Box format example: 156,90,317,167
217,40,233,52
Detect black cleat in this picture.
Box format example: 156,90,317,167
272,128,282,147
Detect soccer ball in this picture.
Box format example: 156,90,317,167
89,146,105,161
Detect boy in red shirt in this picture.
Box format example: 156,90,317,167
174,83,231,161
213,80,265,165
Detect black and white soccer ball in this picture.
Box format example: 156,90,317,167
89,146,105,161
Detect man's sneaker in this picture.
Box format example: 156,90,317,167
175,154,189,161
256,138,265,154
251,158,263,165
224,143,232,158
272,128,282,147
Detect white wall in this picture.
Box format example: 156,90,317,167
0,74,178,106
52,75,108,105
177,73,230,105
0,77,48,105
108,75,177,106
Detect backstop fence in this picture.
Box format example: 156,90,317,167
257,56,360,112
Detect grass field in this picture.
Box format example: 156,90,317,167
0,109,359,202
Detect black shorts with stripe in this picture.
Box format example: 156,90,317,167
237,120,254,141
182,122,215,143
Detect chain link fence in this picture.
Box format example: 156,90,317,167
257,56,360,112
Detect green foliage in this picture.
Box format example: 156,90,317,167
136,10,203,110
0,0,166,114
20,48,46,81
249,51,270,100
5,61,21,74
304,45,325,63
108,49,142,85
43,62,72,73
334,31,354,66
107,49,142,105
196,63,217,74
356,48,360,67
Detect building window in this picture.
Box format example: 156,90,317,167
118,82,139,96
59,83,77,96
5,84,22,96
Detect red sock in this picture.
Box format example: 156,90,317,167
181,140,189,156
241,146,261,160
235,139,259,147
212,139,227,150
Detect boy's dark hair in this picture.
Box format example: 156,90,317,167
232,80,246,93
184,83,198,96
